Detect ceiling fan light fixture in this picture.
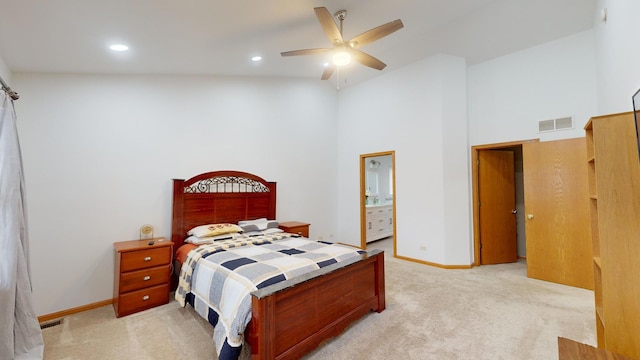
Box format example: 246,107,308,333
109,44,129,52
333,51,351,66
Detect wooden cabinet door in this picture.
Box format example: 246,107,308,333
523,137,593,289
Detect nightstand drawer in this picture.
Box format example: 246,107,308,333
119,264,171,293
120,247,171,272
285,225,308,237
118,284,169,316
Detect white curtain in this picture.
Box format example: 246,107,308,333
0,91,44,359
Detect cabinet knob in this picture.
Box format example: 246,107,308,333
527,214,534,220
143,276,151,281
144,256,152,261
142,295,150,301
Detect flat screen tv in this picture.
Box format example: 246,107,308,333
634,88,640,160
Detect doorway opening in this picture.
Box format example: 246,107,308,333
471,140,536,266
360,151,396,256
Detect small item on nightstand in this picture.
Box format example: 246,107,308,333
140,224,154,239
148,240,154,246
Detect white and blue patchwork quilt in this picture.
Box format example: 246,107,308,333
175,234,365,360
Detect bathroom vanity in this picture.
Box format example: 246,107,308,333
365,204,393,243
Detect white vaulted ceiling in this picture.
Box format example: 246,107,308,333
0,0,597,88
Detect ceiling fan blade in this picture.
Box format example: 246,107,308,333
321,65,336,80
349,19,404,48
314,7,343,44
351,50,387,70
281,48,332,57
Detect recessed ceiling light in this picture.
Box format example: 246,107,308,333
109,44,129,52
251,56,262,62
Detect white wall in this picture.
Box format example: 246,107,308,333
595,0,640,114
0,55,10,85
468,30,599,145
13,73,338,316
337,54,471,265
440,57,471,264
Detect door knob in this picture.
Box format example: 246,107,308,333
511,209,518,214
527,214,534,220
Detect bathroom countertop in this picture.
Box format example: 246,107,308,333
365,203,393,208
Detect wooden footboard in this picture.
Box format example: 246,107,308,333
247,250,385,360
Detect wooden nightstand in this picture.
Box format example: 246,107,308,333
113,238,173,317
278,221,310,237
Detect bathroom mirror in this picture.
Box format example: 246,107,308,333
366,171,379,195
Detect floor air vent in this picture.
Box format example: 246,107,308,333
40,319,63,329
538,117,573,132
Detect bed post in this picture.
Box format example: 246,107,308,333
249,296,276,359
171,179,185,247
268,183,276,220
374,251,386,312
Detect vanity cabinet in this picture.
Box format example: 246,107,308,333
365,205,393,243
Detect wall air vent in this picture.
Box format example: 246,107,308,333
40,318,63,329
538,117,574,132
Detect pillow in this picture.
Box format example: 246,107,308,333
244,228,284,237
185,233,243,245
238,218,279,232
187,223,243,238
263,227,283,234
238,218,268,230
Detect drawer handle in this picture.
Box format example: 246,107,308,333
143,276,151,281
142,295,150,301
144,256,152,261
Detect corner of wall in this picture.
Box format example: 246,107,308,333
0,55,11,85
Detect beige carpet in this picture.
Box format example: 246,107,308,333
42,239,596,359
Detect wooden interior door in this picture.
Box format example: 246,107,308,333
478,150,518,264
522,138,593,289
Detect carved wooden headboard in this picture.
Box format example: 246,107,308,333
171,170,277,252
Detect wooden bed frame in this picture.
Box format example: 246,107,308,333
171,170,385,360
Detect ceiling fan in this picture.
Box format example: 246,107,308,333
281,7,404,80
